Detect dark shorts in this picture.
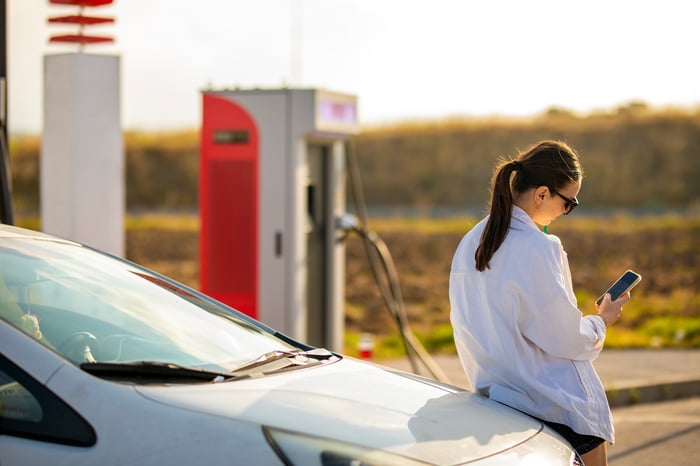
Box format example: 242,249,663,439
536,418,605,455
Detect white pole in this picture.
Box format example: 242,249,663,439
41,53,124,256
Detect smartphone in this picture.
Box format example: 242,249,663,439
596,270,642,305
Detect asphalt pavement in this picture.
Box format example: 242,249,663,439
377,349,700,407
607,396,700,466
378,349,700,465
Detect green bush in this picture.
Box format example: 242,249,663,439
641,317,700,347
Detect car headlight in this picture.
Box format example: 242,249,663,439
263,426,431,466
263,425,581,466
467,430,582,466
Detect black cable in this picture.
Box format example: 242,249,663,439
0,0,12,225
344,139,450,383
0,128,13,225
344,138,414,367
355,227,417,371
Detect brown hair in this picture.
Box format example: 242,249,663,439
474,140,583,271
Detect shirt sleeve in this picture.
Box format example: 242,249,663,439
516,238,606,361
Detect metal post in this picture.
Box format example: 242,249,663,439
0,0,15,225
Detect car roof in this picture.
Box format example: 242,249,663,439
0,223,77,243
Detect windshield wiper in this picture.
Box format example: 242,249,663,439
81,349,339,382
229,348,338,377
80,361,239,383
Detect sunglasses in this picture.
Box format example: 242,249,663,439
553,191,579,215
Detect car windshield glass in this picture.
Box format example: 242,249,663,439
0,237,296,372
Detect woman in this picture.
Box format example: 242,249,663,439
449,140,629,466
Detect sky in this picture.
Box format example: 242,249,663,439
7,0,700,134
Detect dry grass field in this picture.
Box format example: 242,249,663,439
10,107,699,355
121,213,700,355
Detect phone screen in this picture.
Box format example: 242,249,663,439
596,270,641,305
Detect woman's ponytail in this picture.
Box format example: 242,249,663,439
474,140,581,272
475,160,520,271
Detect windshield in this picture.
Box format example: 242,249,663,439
0,236,297,373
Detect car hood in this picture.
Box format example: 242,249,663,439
134,358,550,464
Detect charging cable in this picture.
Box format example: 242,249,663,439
340,141,451,384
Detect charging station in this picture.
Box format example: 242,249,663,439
200,88,358,351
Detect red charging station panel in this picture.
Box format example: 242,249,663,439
200,94,259,318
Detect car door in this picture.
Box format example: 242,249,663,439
0,353,97,465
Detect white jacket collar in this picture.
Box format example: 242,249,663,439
511,205,540,232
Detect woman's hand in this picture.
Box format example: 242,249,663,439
596,292,630,327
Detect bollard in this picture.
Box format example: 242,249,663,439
358,333,375,359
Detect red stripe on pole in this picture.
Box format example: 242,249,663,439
49,0,113,6
48,15,114,25
49,34,113,44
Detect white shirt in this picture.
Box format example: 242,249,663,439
449,206,614,443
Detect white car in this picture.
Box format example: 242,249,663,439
0,224,581,465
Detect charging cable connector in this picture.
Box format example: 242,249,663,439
336,213,360,233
